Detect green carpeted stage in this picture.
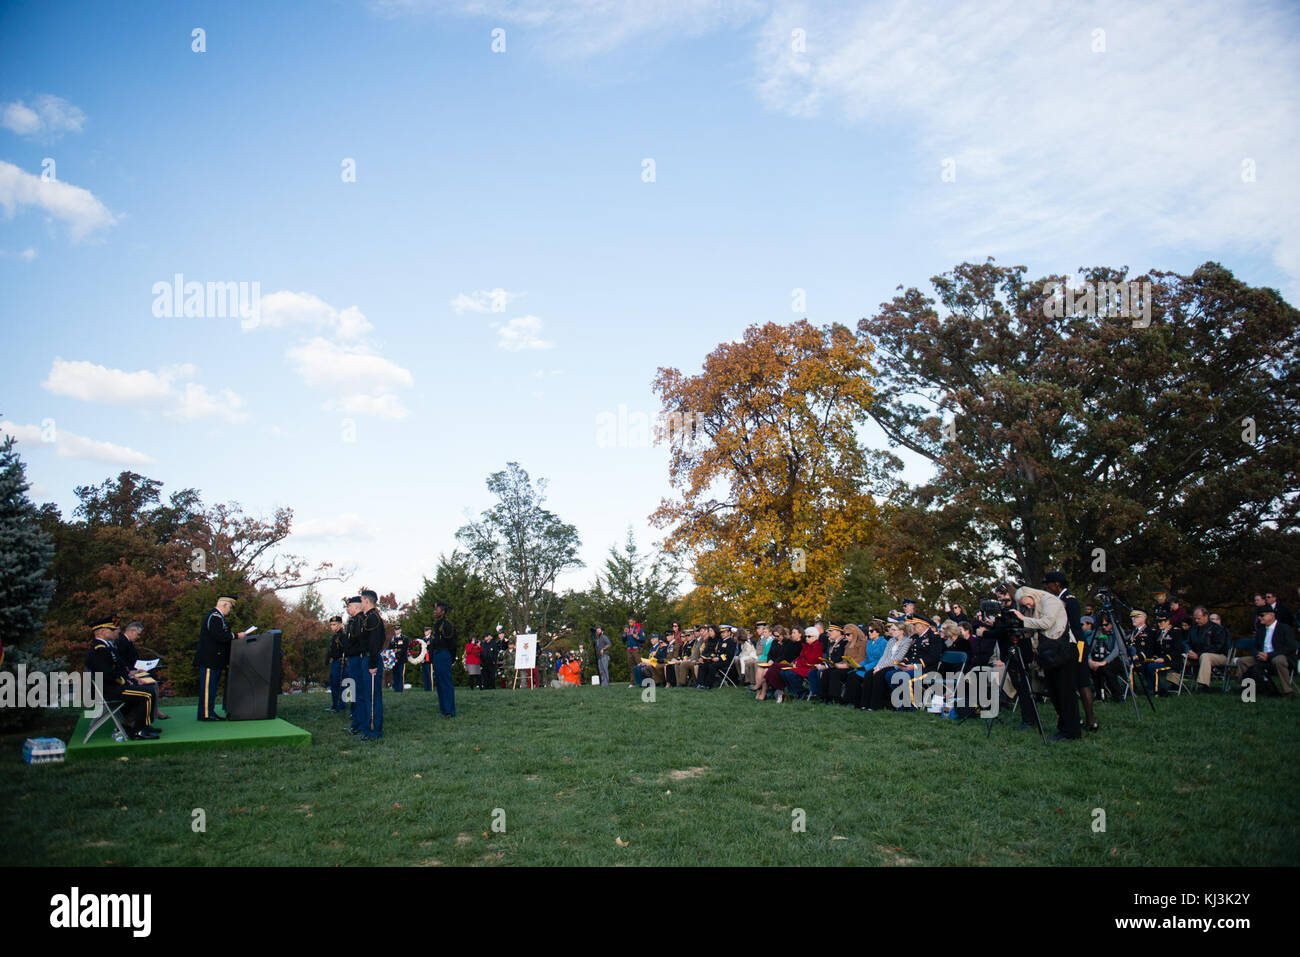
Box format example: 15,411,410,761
66,703,310,760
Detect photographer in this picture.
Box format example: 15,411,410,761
1043,572,1097,733
977,584,1040,730
1013,585,1080,741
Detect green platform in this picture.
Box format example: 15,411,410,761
66,705,310,760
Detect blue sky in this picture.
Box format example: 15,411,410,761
3,0,1298,610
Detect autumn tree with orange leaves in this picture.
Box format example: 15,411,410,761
651,320,898,626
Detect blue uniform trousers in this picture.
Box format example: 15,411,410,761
348,656,365,730
432,649,455,716
392,659,405,692
197,666,222,718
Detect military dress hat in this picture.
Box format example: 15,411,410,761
1155,611,1170,622
1042,571,1068,586
329,615,342,623
217,595,238,604
903,598,918,605
720,624,733,631
89,617,117,631
754,620,768,626
1130,609,1146,618
827,623,843,632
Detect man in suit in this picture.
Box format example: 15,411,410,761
1263,590,1296,628
194,596,249,721
1237,606,1297,698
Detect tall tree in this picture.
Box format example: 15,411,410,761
858,260,1300,600
0,436,55,649
456,463,583,634
652,320,896,625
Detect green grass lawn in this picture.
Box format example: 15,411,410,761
2,682,1296,866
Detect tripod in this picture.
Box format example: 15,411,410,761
980,633,1048,743
1097,592,1154,718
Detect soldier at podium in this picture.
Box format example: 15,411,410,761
195,596,249,721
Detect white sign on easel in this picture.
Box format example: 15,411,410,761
514,633,537,670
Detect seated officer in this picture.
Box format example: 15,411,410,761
634,634,668,685
85,618,159,739
1141,611,1183,696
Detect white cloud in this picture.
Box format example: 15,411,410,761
751,0,1300,285
169,383,250,424
1,420,153,465
41,358,246,422
0,160,116,240
451,287,523,314
0,247,37,261
256,290,374,339
0,94,86,138
286,337,415,391
43,358,189,403
495,315,553,351
291,512,373,542
323,393,411,419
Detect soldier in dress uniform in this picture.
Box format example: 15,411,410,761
1152,590,1172,623
86,618,159,739
344,596,365,732
1142,610,1183,696
1127,609,1158,697
418,625,435,691
194,596,249,721
325,615,347,712
389,624,407,693
355,589,385,740
427,601,457,717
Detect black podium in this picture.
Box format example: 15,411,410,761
225,629,283,720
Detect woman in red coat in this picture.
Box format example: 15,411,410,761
776,627,824,702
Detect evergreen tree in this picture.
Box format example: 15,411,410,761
0,436,55,650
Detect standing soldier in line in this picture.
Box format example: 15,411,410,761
325,615,346,713
419,625,435,692
356,589,385,740
480,631,501,691
344,596,364,733
428,601,457,717
389,622,408,693
195,596,249,721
